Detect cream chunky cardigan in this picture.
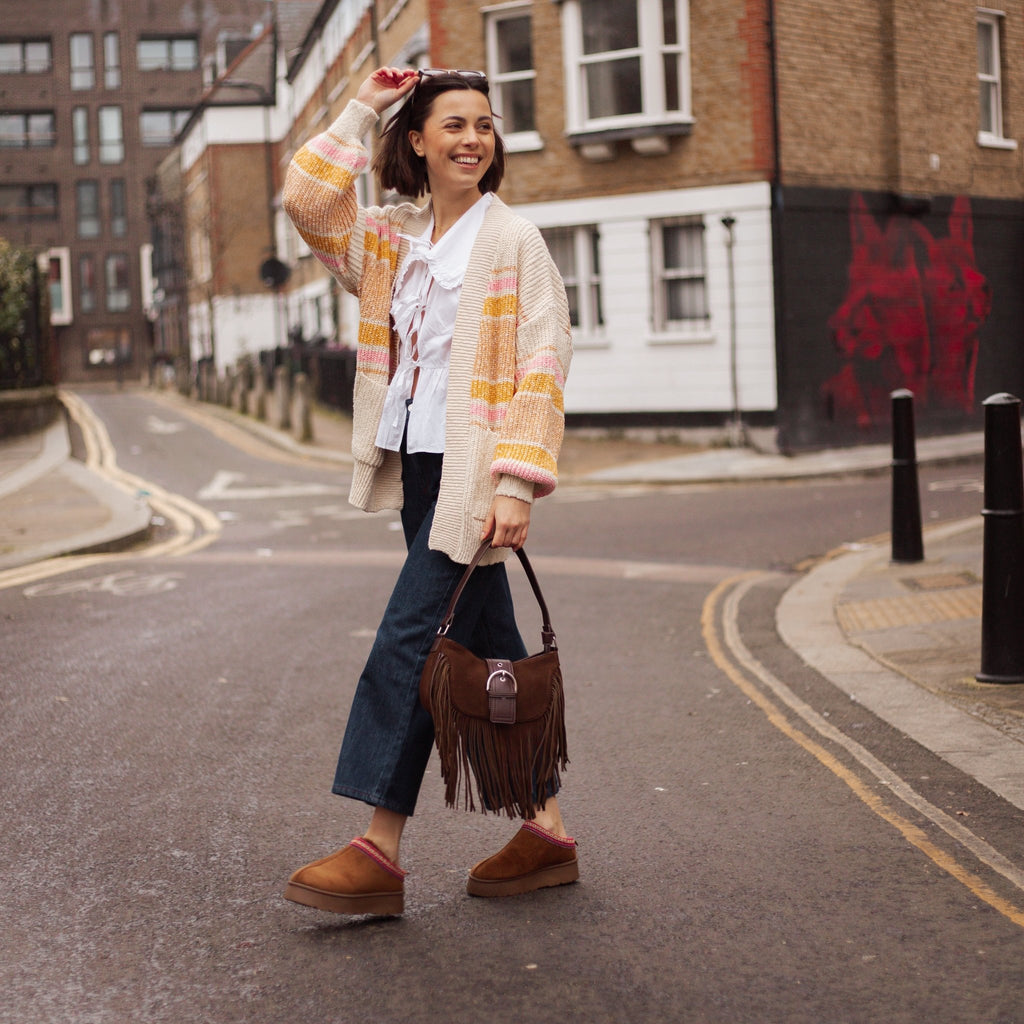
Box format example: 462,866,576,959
282,100,572,565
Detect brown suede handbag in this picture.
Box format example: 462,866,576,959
419,538,568,818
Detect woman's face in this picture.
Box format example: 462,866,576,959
408,88,496,199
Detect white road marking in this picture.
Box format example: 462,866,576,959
24,570,184,599
928,478,983,493
197,470,343,501
145,415,186,435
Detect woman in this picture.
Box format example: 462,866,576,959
281,66,575,916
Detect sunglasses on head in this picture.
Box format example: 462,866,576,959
418,68,487,81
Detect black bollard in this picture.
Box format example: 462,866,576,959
977,393,1024,683
890,389,924,563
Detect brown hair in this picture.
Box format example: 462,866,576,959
371,72,506,198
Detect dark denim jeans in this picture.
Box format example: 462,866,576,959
331,446,528,816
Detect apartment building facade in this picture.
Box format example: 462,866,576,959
427,0,1024,450
0,0,269,384
171,0,1024,451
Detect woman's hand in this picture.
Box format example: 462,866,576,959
356,67,419,115
483,496,532,550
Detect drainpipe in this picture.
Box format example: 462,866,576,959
766,0,787,451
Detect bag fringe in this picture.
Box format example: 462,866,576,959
427,652,569,819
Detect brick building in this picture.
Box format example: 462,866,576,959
275,0,429,354
172,0,1024,450
769,1,1024,449
425,0,1024,449
0,0,270,384
156,0,425,377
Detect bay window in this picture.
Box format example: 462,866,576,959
561,0,691,144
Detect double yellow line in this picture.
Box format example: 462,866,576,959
0,391,221,591
703,573,1024,931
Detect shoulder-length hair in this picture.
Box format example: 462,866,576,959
371,72,506,198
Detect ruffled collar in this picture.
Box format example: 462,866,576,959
398,193,494,291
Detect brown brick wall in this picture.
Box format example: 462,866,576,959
209,143,273,294
432,0,774,206
776,0,1023,199
423,1,1024,204
1,0,269,380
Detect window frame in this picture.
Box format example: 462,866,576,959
46,247,73,325
136,36,199,72
541,224,605,339
79,253,97,313
977,8,1017,149
103,32,121,89
0,111,56,148
70,32,95,90
72,106,90,164
0,182,58,221
109,178,126,237
97,105,124,163
76,179,101,238
561,0,692,142
0,38,52,74
140,108,190,147
485,3,542,152
650,215,710,338
104,252,131,312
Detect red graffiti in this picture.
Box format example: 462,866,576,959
823,194,991,428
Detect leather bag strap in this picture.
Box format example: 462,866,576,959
436,538,557,651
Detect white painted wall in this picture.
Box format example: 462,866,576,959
196,292,280,370
513,181,776,416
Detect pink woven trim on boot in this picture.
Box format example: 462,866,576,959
350,837,408,879
522,821,576,849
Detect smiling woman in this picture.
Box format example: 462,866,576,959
371,68,506,213
280,65,576,919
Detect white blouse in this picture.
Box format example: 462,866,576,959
375,192,494,453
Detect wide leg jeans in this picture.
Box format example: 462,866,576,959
331,447,528,816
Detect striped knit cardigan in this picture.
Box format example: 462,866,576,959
282,100,572,565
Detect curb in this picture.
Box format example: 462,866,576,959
0,419,70,500
146,389,353,465
584,431,986,485
777,517,1024,813
0,457,153,572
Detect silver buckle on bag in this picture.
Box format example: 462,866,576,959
486,660,517,725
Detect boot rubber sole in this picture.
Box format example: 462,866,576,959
466,858,579,898
283,880,403,916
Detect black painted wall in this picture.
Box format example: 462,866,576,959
774,187,1024,452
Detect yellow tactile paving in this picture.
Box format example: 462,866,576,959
837,587,982,633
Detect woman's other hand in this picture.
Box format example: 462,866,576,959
483,496,532,550
356,67,419,115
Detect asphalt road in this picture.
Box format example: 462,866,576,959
2,389,1021,1024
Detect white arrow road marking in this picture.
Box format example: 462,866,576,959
197,470,343,501
145,415,186,434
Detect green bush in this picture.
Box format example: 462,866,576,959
0,238,37,339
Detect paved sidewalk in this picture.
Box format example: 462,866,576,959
782,518,1024,812
2,388,1022,811
0,417,151,570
